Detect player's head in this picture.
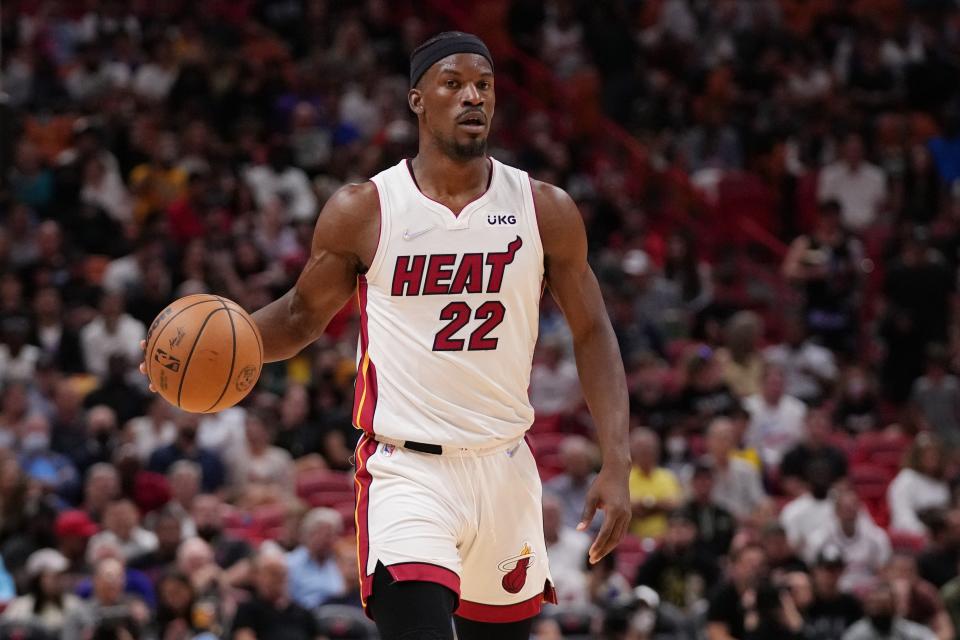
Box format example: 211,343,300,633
408,31,495,161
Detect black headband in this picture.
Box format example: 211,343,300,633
409,31,493,88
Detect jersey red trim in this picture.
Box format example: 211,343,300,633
387,562,462,599
353,435,378,610
352,276,378,434
455,581,556,623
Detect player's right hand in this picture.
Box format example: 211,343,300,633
139,339,157,393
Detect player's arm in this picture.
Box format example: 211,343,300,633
252,184,379,362
532,179,631,564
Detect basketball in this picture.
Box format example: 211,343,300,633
145,294,263,413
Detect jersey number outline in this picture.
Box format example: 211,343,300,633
432,301,506,351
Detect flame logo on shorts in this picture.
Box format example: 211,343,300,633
499,543,534,594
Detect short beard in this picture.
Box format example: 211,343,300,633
438,135,487,161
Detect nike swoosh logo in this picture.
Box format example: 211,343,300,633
403,225,437,241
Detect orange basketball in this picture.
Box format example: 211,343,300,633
145,294,263,413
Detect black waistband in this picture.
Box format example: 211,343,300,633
403,440,443,455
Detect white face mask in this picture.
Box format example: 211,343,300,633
21,432,50,453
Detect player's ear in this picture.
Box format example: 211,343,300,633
408,89,424,116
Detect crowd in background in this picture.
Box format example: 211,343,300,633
3,0,960,638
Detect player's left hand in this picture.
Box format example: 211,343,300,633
578,464,631,564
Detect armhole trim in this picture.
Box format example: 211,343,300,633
524,175,545,276
365,177,390,282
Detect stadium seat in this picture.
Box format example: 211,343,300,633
296,469,353,497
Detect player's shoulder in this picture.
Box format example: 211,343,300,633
316,181,380,229
528,178,584,249
528,177,576,212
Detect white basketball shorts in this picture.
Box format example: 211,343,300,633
353,433,557,623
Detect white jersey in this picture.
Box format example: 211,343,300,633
354,157,544,449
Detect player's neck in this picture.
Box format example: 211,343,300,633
409,148,490,202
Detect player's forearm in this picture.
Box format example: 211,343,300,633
252,289,321,362
571,319,630,470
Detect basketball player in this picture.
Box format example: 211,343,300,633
144,31,630,639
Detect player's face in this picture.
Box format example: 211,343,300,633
411,53,495,160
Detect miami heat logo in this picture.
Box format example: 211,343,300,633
499,543,535,594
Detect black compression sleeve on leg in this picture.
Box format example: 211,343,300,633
453,615,535,640
368,562,457,640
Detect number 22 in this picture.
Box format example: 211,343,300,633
432,301,506,351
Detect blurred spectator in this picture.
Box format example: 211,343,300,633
628,428,682,539
29,286,84,373
806,488,891,594
129,507,183,585
89,499,158,561
542,493,589,606
129,132,188,224
0,315,41,386
154,572,206,640
763,315,838,404
62,558,150,640
166,461,201,537
817,133,888,232
940,557,960,636
174,537,232,629
843,580,936,640
909,344,960,447
780,460,839,553
779,406,848,498
50,381,87,459
17,412,79,500
635,511,719,612
244,143,318,223
273,384,321,459
73,404,121,475
53,510,98,582
77,536,155,609
717,311,765,398
704,418,770,522
681,105,743,174
1,548,84,634
885,553,954,640
804,545,864,640
544,436,598,532
287,508,345,610
882,230,954,402
230,548,321,640
530,336,582,419
148,412,226,493
761,522,808,579
678,349,739,432
189,494,253,577
126,396,176,463
679,461,736,557
888,434,950,535
79,291,145,380
628,353,678,436
705,543,768,639
85,358,147,425
782,201,863,354
0,382,31,449
235,409,294,494
834,365,881,434
744,362,808,469
81,463,120,523
664,231,713,313
585,551,632,610
624,249,683,351
919,510,960,589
